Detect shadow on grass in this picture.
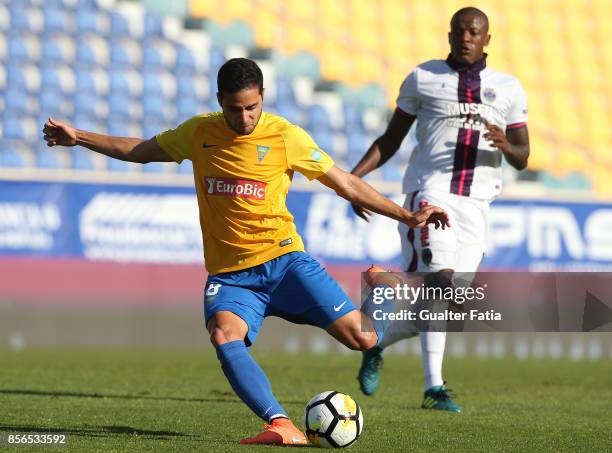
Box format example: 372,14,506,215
0,388,306,406
0,423,192,440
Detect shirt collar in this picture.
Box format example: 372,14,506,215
445,53,487,74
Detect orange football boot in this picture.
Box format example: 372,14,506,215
239,417,308,446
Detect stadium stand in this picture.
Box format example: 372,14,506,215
0,0,610,196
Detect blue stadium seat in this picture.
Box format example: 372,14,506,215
7,32,41,63
346,132,369,156
307,104,333,132
41,64,75,94
177,97,204,120
75,67,109,96
4,89,34,114
110,38,142,68
42,33,75,64
142,70,176,99
175,44,200,75
109,67,143,96
9,4,43,34
43,5,75,34
107,120,142,138
311,130,334,153
142,38,176,70
110,10,134,38
7,64,41,93
73,92,107,119
108,93,142,121
39,90,74,118
143,96,175,121
142,120,170,139
76,9,110,36
3,114,38,142
143,12,163,37
276,102,303,125
275,77,297,104
71,148,95,170
76,35,109,67
0,4,9,33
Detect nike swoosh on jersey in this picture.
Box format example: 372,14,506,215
333,301,347,312
202,143,217,148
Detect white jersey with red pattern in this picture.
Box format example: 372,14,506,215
397,56,528,200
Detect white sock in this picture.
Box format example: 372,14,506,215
421,331,446,390
378,316,418,349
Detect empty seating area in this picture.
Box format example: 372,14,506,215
0,0,610,195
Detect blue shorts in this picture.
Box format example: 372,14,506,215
203,251,356,346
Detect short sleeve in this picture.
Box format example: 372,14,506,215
284,126,334,180
396,69,419,116
155,116,202,163
506,79,528,128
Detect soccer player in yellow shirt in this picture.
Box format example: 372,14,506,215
43,58,449,445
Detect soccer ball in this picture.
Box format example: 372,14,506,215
303,391,363,448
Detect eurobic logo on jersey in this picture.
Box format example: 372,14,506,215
204,177,266,200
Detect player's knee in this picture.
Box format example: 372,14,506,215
209,325,240,347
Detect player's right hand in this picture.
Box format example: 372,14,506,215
42,117,78,147
408,205,450,229
351,202,373,222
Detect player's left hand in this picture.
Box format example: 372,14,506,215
409,205,450,229
483,120,511,154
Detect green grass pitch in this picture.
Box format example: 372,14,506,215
1,349,610,452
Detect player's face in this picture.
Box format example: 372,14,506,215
448,13,490,65
218,86,264,135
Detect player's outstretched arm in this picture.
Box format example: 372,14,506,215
42,117,173,164
318,166,449,229
349,109,416,221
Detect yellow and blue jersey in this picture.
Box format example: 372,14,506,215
156,111,334,275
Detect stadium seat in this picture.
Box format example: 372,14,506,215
73,92,108,119
76,9,110,36
76,34,110,67
39,90,74,118
75,67,109,96
3,89,37,115
175,44,205,75
106,158,133,172
177,97,205,120
175,74,209,100
110,4,145,39
307,104,333,132
143,11,164,36
43,4,75,34
110,37,143,68
0,4,9,33
142,38,176,69
143,96,176,122
7,32,41,63
41,64,76,94
142,70,177,99
276,102,303,125
42,33,76,64
2,114,38,142
9,4,44,34
109,67,143,97
108,93,142,121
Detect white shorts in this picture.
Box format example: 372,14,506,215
398,190,490,273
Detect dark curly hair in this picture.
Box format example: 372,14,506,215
217,58,264,94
